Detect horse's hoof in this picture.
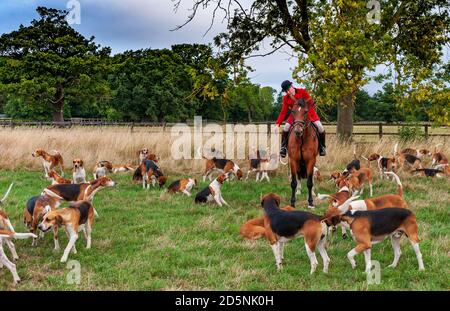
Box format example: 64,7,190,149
342,233,348,239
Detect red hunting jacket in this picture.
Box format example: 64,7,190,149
276,88,320,125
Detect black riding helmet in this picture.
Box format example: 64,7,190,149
281,80,293,92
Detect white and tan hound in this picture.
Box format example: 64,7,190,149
38,200,95,263
200,148,243,182
72,158,86,184
167,178,197,196
48,170,72,185
329,196,424,272
1,183,37,284
195,173,229,206
23,195,60,247
32,149,64,178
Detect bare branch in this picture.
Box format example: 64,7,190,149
243,42,289,59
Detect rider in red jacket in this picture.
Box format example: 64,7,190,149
275,80,326,157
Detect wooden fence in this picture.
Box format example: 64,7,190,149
0,118,448,138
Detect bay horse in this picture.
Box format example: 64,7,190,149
287,98,319,208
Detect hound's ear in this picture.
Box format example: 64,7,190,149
80,160,84,166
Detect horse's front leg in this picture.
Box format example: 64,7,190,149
290,173,297,207
306,164,315,208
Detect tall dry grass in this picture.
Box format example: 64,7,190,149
0,126,449,175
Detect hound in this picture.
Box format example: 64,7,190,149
38,200,95,263
195,173,229,206
201,156,243,182
1,183,37,285
363,153,397,180
400,147,431,159
328,196,424,272
167,178,197,196
23,195,60,247
347,166,374,197
133,154,159,182
431,144,448,167
342,145,362,176
320,172,407,239
93,166,108,180
138,148,150,163
93,160,113,179
246,149,271,182
72,158,86,184
112,164,135,173
240,206,295,240
396,153,423,171
139,159,167,189
48,170,72,185
435,164,450,175
260,193,329,274
42,176,116,213
32,149,64,178
411,168,446,178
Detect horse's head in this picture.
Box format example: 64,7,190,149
291,98,309,138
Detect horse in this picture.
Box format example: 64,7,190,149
287,98,319,208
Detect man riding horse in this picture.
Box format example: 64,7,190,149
274,80,326,157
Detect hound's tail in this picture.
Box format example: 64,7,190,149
0,182,13,204
393,143,399,156
12,232,38,239
384,172,403,197
317,194,332,200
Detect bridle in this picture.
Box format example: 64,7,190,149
288,95,310,138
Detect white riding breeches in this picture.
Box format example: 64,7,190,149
284,120,324,133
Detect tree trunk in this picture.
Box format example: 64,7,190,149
336,93,354,141
52,86,65,122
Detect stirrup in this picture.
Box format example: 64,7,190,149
319,147,326,156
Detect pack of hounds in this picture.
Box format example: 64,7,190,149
0,143,448,285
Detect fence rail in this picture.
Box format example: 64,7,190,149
0,119,449,137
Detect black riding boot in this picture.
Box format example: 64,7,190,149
280,130,289,158
319,131,327,156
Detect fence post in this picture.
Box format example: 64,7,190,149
378,123,383,139
424,124,429,139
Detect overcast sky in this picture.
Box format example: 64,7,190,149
0,0,448,95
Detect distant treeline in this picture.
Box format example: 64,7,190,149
0,7,430,123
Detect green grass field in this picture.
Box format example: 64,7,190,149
0,170,448,290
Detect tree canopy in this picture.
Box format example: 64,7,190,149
0,5,448,128
175,0,450,136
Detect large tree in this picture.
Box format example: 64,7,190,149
0,7,110,122
174,0,449,138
